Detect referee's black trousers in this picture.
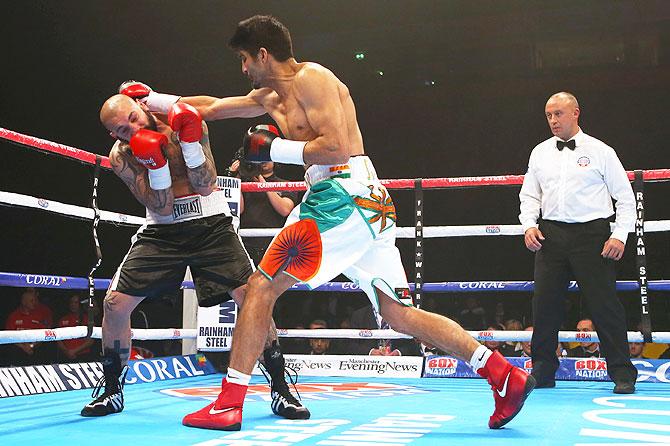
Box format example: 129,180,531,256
530,218,638,385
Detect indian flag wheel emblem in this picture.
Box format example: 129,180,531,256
260,218,322,282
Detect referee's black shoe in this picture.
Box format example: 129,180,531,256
262,342,311,420
613,381,635,394
81,353,128,417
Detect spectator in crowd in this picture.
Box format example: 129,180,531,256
278,323,308,355
459,297,486,330
567,319,601,358
483,323,517,356
492,302,506,326
629,342,646,359
32,288,53,328
521,326,533,357
483,324,503,352
307,319,332,355
56,294,96,363
228,153,300,265
504,319,524,357
5,288,50,365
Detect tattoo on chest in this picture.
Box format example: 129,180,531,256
165,140,188,178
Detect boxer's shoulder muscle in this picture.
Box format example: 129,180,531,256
293,62,350,105
108,140,155,202
295,63,342,88
109,139,173,210
109,140,142,178
249,87,278,108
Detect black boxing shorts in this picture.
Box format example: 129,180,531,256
110,214,253,307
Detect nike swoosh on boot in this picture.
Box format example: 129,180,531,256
496,371,511,398
209,406,236,415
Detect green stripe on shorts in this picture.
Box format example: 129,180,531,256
299,179,355,233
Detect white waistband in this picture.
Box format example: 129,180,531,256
145,189,231,225
304,156,378,187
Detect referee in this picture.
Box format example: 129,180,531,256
519,92,638,394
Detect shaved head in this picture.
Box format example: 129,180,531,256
100,94,134,120
547,92,579,110
100,94,135,127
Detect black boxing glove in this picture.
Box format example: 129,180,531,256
242,124,306,165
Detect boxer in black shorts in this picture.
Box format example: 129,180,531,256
81,93,309,420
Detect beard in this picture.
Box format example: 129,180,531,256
247,73,262,89
144,109,158,131
117,109,159,144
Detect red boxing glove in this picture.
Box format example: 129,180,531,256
168,103,206,168
129,129,172,190
118,80,180,114
168,103,203,143
118,80,152,100
130,129,168,168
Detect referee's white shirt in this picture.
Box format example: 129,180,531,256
519,129,635,244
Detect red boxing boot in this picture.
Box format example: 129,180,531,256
478,351,536,429
182,378,247,430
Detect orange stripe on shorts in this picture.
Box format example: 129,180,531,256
259,218,322,282
329,164,350,173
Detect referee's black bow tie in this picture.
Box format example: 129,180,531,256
556,140,576,151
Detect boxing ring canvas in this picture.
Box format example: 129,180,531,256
2,372,670,446
2,126,670,445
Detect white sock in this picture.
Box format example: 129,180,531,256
469,345,492,372
226,367,251,386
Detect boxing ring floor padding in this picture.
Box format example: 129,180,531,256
2,374,669,446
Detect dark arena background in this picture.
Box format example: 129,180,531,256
1,2,670,445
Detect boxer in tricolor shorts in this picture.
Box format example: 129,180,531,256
80,93,309,421
259,156,411,312
135,15,535,432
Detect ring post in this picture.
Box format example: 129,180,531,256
634,169,653,343
86,155,103,338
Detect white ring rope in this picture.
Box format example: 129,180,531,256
0,327,197,344
1,326,668,344
4,189,670,237
0,191,144,226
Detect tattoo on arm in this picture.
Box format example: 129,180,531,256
110,145,174,214
189,163,215,190
184,124,217,191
